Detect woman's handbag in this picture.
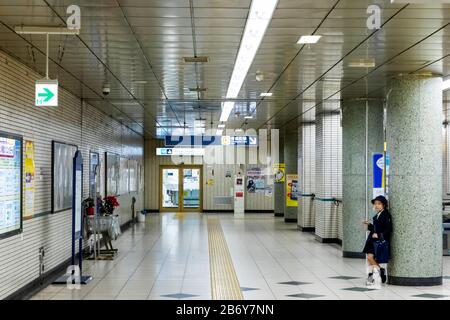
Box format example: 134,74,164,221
373,224,390,263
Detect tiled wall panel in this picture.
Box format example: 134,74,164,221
0,50,144,299
298,124,316,228
315,112,343,240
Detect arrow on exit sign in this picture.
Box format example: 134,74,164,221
35,79,58,107
38,88,55,102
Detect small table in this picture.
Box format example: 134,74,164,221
86,214,121,260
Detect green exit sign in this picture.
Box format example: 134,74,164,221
35,79,58,107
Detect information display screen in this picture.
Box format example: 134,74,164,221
0,133,22,238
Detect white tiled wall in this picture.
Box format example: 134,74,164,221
314,112,343,240
0,50,144,299
298,123,316,229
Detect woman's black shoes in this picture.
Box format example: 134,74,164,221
380,268,387,283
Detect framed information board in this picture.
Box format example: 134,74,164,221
129,159,138,193
105,152,120,196
52,141,78,213
119,157,129,195
0,132,23,239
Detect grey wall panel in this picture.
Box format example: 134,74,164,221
0,50,144,299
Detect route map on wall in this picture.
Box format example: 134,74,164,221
0,136,22,237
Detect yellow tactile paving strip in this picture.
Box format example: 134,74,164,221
207,217,243,300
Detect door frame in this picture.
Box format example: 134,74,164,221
159,165,203,212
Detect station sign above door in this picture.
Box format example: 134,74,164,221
156,148,205,156
35,79,58,107
165,135,257,147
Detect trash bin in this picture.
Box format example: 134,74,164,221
138,210,146,223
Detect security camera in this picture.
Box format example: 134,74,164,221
255,70,264,82
102,83,110,96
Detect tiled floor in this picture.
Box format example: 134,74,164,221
31,212,450,300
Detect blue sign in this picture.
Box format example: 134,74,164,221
165,135,258,146
373,154,383,189
165,136,218,147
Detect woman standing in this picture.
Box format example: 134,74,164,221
362,195,393,286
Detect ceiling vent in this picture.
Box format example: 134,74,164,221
183,56,209,63
189,87,207,92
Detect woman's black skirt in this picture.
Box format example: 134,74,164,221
362,237,375,254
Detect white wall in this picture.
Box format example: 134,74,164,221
0,50,144,299
144,139,274,211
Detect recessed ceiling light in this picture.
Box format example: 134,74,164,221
244,116,253,119
218,124,226,128
297,35,321,44
260,92,273,97
219,0,279,123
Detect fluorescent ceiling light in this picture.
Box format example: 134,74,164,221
443,79,450,91
244,116,253,119
132,80,147,84
218,124,226,128
219,0,278,122
220,101,235,122
260,92,273,97
297,35,321,44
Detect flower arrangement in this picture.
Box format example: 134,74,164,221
82,197,95,215
101,195,120,215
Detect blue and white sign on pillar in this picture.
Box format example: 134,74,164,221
373,153,390,199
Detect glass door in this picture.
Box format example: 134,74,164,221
160,165,202,212
182,167,201,211
161,168,180,211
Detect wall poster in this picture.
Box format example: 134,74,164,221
105,152,120,196
246,167,266,193
286,174,298,207
274,163,285,183
24,140,35,218
0,132,22,238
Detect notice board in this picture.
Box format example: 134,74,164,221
52,141,78,212
0,132,22,239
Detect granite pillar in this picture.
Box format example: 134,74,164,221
342,99,384,258
387,75,443,286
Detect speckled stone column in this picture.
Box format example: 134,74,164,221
284,127,298,223
274,130,285,217
342,100,384,258
387,75,443,286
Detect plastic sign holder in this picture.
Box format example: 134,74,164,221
53,151,92,285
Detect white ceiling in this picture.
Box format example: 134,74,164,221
1,0,450,138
